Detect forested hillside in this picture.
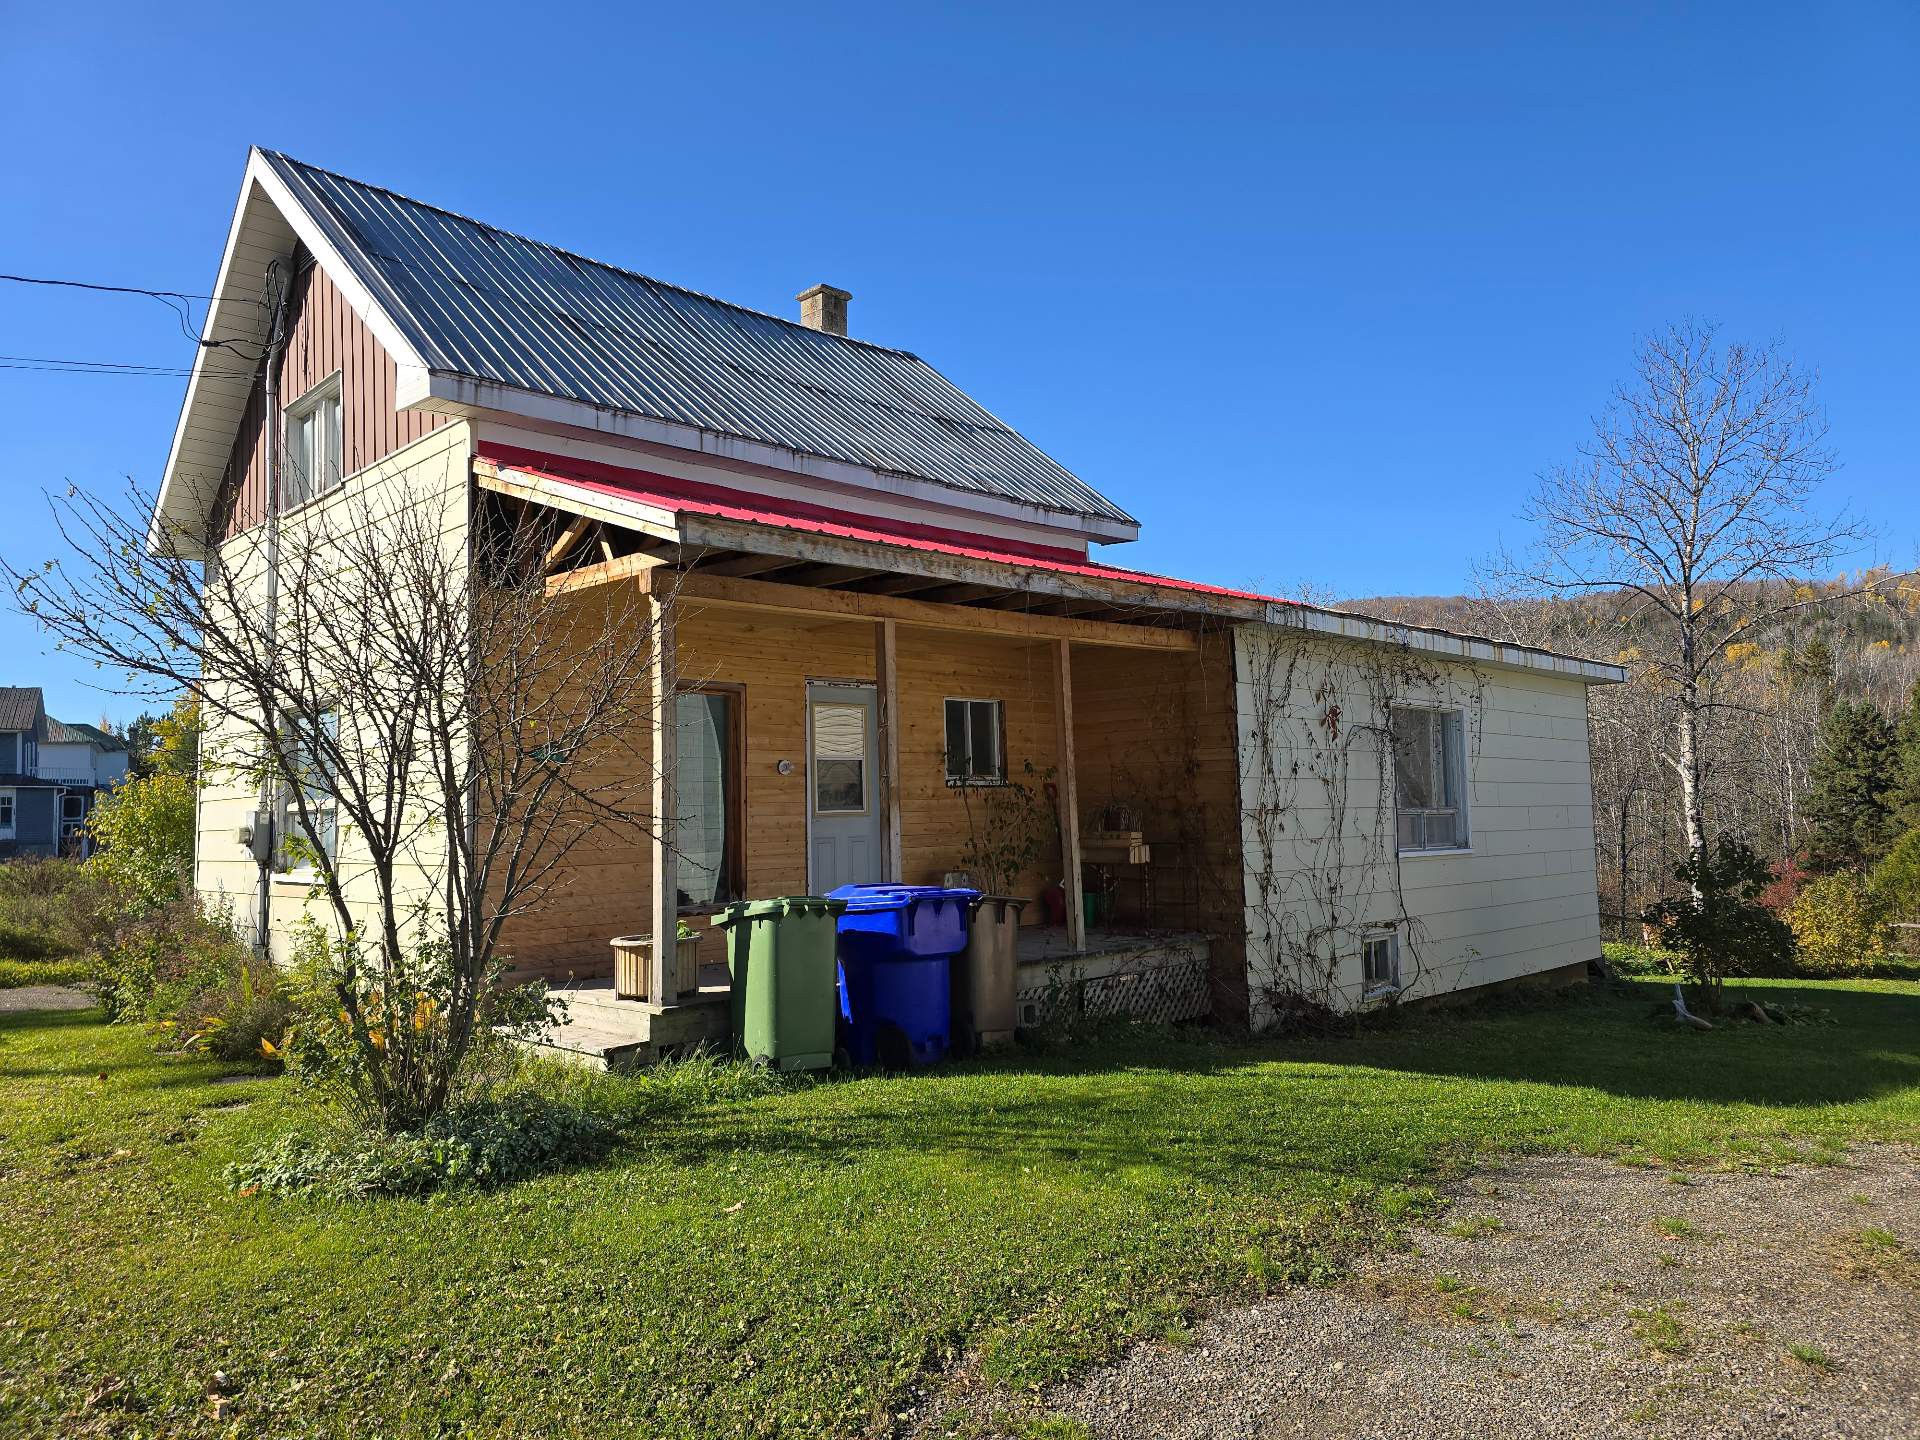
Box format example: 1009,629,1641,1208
1347,575,1920,932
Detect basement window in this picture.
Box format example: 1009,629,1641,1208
944,698,1005,785
283,374,343,509
1362,930,1400,997
1392,706,1468,852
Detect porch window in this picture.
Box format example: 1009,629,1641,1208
1391,706,1468,852
0,790,13,834
811,701,868,814
1362,929,1400,996
278,709,338,872
944,698,1005,785
284,374,342,509
676,685,743,909
61,794,85,821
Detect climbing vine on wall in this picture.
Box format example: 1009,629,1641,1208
1238,624,1488,1023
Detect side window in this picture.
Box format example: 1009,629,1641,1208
1391,706,1468,852
0,790,14,832
283,375,343,509
943,698,1005,785
279,709,339,872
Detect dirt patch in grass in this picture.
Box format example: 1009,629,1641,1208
924,1146,1920,1440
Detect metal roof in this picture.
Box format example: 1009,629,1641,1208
0,688,46,735
257,152,1137,528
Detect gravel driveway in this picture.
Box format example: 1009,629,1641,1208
924,1147,1920,1439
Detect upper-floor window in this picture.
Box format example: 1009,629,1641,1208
283,374,343,509
1392,706,1468,852
944,697,1005,785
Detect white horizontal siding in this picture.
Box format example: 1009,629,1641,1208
1234,624,1604,1024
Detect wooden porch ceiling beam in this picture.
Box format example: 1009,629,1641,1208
859,574,949,596
779,563,886,588
651,569,1198,651
909,583,1006,605
545,549,668,596
697,552,807,579
542,514,592,572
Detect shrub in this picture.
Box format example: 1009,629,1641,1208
1643,837,1796,1008
1786,871,1892,975
84,771,195,909
280,917,561,1133
1602,942,1681,976
172,949,293,1063
0,857,120,961
1867,829,1920,930
1757,856,1808,917
227,1092,615,1199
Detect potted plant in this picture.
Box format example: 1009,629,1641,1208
609,921,704,1002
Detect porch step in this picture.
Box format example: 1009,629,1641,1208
516,982,732,1072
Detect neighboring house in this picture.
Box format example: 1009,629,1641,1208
0,688,127,859
153,149,1623,1035
40,718,131,857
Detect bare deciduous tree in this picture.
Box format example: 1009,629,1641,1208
1494,322,1871,864
8,473,668,1129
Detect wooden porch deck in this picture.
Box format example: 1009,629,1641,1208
514,926,1212,1070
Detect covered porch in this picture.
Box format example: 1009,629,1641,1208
481,448,1247,1061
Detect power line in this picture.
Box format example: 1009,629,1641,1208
0,353,256,379
0,270,265,358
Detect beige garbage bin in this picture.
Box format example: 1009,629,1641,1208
956,895,1027,1053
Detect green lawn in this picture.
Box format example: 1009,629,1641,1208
3,976,1917,1438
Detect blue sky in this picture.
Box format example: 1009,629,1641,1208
2,1,1916,725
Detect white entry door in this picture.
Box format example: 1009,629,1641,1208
807,682,886,894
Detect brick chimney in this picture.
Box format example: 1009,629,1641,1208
796,283,851,336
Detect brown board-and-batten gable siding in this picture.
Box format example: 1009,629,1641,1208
216,253,446,539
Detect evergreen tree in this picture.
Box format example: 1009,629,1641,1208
1890,679,1920,838
1803,699,1898,872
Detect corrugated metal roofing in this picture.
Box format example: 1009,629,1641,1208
260,151,1137,528
0,688,45,734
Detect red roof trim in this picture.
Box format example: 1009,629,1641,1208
478,442,1287,609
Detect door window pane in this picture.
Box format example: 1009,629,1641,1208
813,702,866,813
676,690,737,907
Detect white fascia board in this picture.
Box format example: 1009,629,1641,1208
1262,602,1628,685
476,468,681,543
413,370,1142,548
150,149,434,559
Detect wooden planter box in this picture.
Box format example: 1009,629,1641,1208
610,933,703,1002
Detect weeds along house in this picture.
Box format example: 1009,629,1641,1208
153,149,1623,1037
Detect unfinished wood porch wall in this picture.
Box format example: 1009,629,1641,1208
1067,628,1249,1027
217,255,446,539
498,600,1067,983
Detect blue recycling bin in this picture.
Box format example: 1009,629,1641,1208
830,885,978,1067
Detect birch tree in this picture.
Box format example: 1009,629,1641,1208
1496,323,1868,863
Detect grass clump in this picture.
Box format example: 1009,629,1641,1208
1630,1304,1689,1356
227,1091,616,1199
1653,1215,1699,1239
1444,1214,1503,1239
1786,1342,1836,1371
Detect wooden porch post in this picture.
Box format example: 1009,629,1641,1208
1054,638,1085,953
875,618,903,883
649,589,679,1005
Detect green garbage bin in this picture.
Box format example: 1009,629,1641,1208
712,896,847,1070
